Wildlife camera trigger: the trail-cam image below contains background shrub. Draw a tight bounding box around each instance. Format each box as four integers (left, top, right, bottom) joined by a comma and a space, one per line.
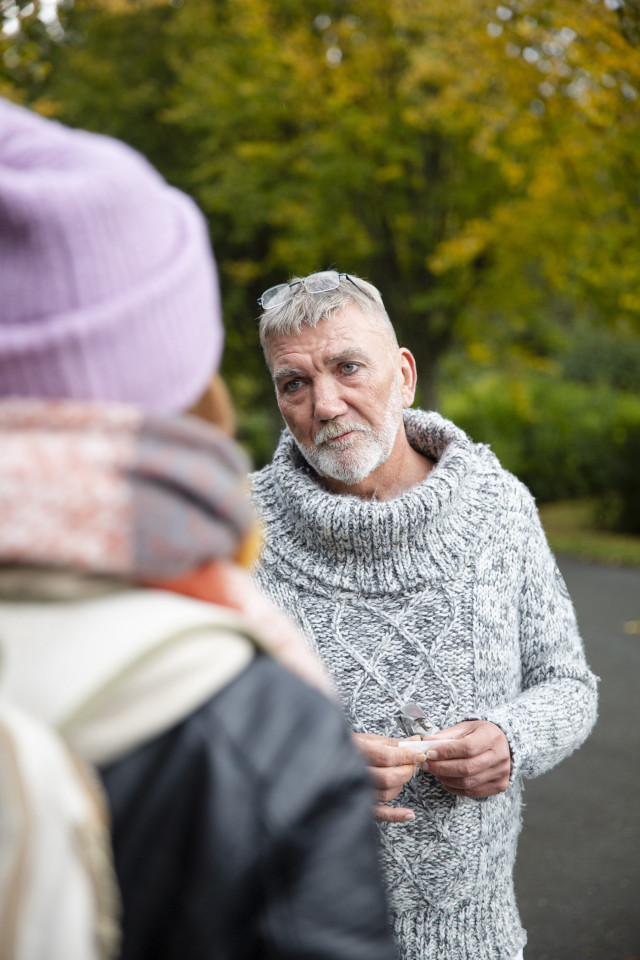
439, 372, 640, 534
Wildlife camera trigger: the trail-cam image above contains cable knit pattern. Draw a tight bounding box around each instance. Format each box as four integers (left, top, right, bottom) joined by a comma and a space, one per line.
250, 409, 598, 960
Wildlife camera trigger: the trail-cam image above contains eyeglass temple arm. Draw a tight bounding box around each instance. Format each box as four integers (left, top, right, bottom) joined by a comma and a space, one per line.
344, 275, 367, 297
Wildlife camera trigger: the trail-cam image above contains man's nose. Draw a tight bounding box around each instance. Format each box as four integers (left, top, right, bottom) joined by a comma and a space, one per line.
312, 380, 348, 421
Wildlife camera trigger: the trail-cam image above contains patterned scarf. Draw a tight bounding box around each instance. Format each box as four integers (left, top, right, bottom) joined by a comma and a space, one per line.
0, 398, 254, 578
0, 398, 332, 695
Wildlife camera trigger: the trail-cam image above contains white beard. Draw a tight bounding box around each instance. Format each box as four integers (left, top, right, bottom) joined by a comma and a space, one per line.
293, 377, 405, 485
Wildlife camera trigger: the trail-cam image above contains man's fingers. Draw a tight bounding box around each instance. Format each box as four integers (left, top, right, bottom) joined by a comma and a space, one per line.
374, 778, 415, 803
373, 804, 416, 823
436, 772, 510, 799
420, 737, 489, 763
370, 760, 420, 804
353, 731, 427, 767
435, 758, 511, 792
425, 720, 509, 755
354, 732, 404, 749
369, 762, 419, 792
416, 721, 512, 799
422, 749, 499, 780
420, 721, 511, 768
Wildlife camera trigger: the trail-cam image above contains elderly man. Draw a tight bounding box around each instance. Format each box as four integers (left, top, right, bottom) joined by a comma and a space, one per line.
250, 271, 598, 960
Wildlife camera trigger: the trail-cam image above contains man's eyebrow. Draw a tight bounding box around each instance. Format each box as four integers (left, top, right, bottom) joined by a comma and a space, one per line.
273, 367, 303, 385
326, 349, 373, 364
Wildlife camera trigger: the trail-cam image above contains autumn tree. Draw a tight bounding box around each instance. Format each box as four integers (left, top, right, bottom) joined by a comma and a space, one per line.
2, 0, 639, 434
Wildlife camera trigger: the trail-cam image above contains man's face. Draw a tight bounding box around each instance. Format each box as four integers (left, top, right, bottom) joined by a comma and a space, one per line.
267, 305, 410, 486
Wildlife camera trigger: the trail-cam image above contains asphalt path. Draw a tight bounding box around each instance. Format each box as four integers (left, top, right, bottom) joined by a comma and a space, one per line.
514, 557, 640, 960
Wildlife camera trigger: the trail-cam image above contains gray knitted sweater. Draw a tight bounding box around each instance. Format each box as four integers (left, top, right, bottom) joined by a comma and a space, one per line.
250, 409, 598, 960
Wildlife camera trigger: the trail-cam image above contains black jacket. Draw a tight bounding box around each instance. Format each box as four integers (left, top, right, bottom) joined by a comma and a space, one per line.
100, 654, 396, 960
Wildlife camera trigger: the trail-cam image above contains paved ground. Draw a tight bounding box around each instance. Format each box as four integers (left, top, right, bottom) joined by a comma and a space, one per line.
514, 557, 640, 960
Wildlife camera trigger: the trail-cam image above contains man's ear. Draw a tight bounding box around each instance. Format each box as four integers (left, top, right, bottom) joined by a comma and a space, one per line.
398, 348, 418, 408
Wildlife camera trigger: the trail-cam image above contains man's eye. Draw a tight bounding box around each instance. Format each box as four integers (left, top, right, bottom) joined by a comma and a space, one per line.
341, 363, 359, 374
283, 379, 303, 393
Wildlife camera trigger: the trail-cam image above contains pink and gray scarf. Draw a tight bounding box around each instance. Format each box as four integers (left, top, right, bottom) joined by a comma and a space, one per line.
0, 398, 253, 578
0, 398, 332, 695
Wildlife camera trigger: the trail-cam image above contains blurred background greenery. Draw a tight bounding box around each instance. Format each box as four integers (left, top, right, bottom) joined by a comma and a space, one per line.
2, 0, 639, 561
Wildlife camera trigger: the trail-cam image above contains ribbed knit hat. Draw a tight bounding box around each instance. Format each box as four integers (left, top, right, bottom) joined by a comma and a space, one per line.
0, 98, 223, 413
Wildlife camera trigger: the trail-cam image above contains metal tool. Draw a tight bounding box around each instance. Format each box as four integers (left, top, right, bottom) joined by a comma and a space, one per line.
394, 701, 438, 738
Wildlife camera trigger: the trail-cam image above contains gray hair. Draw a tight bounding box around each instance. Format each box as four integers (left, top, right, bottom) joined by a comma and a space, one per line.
258, 273, 398, 356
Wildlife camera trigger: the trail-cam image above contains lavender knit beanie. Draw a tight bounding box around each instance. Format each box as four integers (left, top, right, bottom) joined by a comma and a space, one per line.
0, 98, 223, 413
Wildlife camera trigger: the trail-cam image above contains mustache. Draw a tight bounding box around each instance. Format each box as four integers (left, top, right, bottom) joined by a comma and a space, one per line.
314, 420, 369, 447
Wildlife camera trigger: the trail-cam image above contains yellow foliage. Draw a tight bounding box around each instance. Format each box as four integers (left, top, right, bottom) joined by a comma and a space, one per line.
91, 0, 165, 10
374, 164, 405, 183
29, 97, 61, 117
429, 220, 495, 275
0, 84, 22, 103
222, 260, 264, 284
618, 292, 640, 314
5, 0, 640, 407
529, 165, 564, 200
467, 342, 494, 365
500, 159, 526, 187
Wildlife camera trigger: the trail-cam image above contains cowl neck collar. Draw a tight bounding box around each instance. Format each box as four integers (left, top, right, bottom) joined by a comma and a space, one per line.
253, 409, 503, 596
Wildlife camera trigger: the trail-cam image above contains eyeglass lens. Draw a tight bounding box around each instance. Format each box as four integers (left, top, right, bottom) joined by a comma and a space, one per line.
259, 270, 345, 310
302, 270, 341, 293
260, 284, 294, 309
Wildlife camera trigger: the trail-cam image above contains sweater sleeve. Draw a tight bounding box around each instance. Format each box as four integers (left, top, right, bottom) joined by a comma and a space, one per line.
480, 495, 599, 783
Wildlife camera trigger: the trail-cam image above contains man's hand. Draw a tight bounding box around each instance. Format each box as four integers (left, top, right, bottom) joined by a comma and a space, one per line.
352, 732, 425, 823
419, 720, 511, 799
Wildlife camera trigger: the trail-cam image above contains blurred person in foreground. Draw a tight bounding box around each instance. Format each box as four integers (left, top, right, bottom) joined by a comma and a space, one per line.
0, 102, 397, 960
250, 271, 599, 960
